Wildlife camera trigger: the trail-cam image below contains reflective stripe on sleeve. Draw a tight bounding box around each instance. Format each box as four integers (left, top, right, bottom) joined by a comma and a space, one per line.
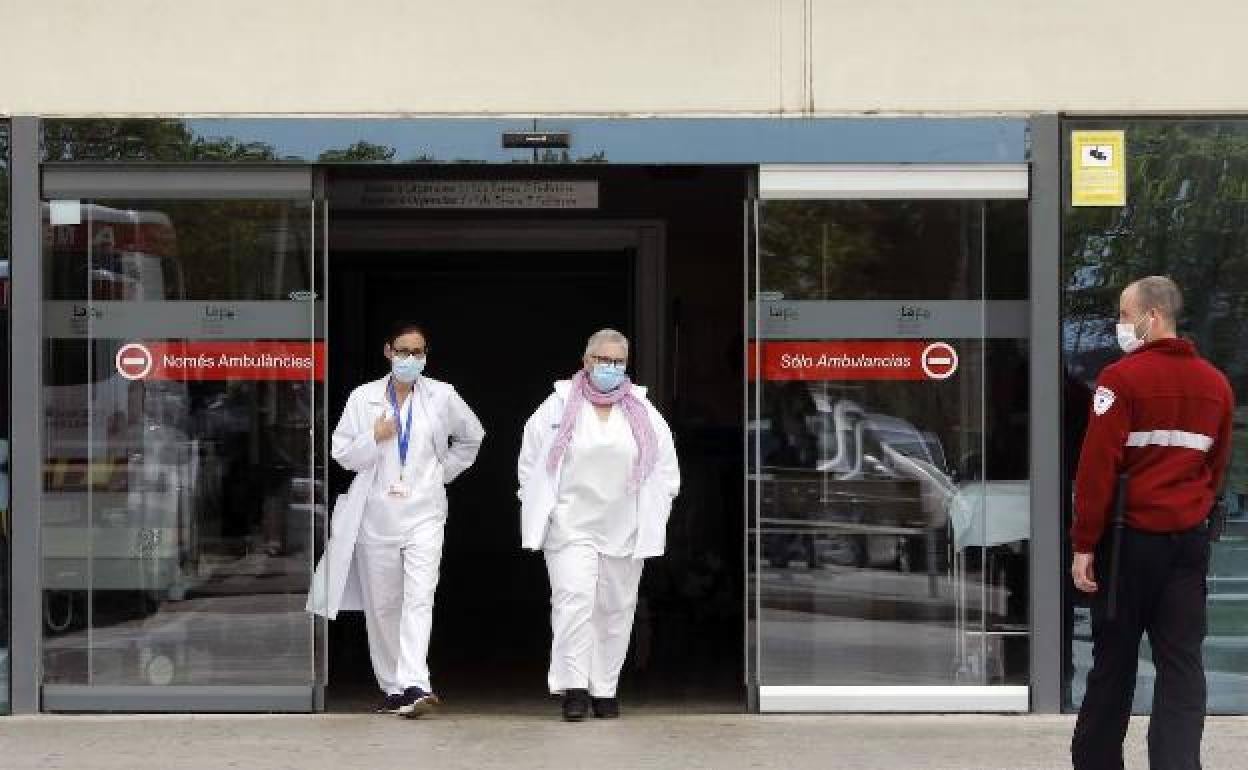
1124, 429, 1214, 452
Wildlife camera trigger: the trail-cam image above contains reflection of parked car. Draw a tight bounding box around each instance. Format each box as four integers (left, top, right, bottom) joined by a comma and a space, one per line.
755, 392, 953, 574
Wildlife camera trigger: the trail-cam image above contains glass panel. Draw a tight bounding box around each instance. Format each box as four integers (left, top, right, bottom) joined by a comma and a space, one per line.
750, 199, 1031, 691
40, 197, 323, 691
1, 122, 10, 713
1063, 120, 1248, 714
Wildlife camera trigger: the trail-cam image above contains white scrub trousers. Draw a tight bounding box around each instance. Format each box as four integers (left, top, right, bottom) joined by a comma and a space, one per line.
544, 542, 644, 697
355, 519, 443, 695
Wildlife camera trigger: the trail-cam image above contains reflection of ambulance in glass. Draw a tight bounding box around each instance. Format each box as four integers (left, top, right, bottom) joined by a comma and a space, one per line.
754, 382, 954, 572
42, 202, 198, 631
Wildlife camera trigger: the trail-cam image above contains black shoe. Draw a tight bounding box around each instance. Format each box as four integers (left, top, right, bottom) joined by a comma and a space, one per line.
591, 697, 620, 719
397, 686, 440, 719
376, 693, 405, 714
561, 689, 590, 722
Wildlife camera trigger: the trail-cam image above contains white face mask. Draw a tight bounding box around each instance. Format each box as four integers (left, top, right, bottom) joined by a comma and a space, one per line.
1116, 314, 1153, 354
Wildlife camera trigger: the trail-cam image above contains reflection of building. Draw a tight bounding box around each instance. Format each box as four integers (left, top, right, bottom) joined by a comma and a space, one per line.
2, 2, 1248, 720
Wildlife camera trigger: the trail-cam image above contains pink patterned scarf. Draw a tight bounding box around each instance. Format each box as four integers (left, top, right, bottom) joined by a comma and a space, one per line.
546, 370, 658, 490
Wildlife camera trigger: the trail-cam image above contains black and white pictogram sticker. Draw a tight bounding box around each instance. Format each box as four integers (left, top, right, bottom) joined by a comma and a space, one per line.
1082, 145, 1114, 167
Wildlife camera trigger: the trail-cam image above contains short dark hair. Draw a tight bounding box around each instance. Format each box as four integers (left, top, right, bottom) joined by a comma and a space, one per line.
386, 321, 429, 349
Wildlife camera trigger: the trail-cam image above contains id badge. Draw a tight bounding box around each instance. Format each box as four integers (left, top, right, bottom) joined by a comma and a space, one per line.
387, 482, 412, 499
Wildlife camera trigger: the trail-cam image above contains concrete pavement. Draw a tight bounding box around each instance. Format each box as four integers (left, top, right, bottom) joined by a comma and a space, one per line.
2, 712, 1247, 769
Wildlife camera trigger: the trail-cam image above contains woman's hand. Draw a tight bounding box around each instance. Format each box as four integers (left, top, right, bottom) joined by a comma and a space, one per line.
374, 415, 397, 443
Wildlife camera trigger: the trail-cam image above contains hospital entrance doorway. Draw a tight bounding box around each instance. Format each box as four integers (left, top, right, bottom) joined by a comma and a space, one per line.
325, 167, 749, 712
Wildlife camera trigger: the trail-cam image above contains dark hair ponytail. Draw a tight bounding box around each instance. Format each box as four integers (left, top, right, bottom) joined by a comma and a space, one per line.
386, 321, 430, 349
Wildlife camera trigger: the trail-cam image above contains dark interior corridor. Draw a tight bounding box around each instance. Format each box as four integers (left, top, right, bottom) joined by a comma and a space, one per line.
325, 166, 748, 713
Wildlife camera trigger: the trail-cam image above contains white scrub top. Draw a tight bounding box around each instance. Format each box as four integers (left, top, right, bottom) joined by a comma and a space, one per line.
543, 401, 639, 557
359, 390, 447, 545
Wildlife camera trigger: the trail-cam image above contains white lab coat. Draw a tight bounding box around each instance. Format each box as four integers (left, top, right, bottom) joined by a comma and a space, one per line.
517, 380, 680, 559
307, 375, 484, 619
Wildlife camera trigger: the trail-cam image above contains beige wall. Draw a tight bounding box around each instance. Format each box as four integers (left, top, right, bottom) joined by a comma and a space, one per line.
1, 0, 1244, 116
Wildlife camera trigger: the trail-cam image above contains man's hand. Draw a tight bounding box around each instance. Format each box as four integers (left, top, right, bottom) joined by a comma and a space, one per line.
1072, 552, 1099, 594
374, 415, 397, 443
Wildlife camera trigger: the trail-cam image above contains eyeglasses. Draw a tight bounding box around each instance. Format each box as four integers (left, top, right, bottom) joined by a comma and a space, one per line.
590, 354, 627, 368
391, 347, 427, 359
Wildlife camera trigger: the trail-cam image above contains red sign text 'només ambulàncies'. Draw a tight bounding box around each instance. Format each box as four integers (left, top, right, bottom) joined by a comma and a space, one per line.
116, 341, 324, 381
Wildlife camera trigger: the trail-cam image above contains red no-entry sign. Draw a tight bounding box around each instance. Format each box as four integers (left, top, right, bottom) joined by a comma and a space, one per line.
115, 342, 154, 381
920, 342, 958, 380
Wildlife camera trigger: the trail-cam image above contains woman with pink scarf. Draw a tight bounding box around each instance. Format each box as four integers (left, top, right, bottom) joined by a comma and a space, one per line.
517, 329, 680, 721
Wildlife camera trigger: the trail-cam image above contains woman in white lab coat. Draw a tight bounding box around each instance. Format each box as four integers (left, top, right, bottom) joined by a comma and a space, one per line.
307, 322, 483, 718
517, 329, 680, 721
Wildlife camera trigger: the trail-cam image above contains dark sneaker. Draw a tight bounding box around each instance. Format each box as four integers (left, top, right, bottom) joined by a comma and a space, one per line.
376, 693, 405, 714
397, 686, 440, 719
561, 688, 590, 722
591, 696, 620, 719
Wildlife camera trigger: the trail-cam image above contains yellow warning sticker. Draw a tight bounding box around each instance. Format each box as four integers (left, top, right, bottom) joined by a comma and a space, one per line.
1072, 130, 1126, 207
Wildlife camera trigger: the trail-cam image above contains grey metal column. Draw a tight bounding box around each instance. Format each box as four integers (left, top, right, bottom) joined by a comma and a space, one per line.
1028, 114, 1064, 714
9, 116, 41, 714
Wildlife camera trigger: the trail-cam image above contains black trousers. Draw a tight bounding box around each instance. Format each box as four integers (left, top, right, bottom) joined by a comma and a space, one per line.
1072, 526, 1210, 770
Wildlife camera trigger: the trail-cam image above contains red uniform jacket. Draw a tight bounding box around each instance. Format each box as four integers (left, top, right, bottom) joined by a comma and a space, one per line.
1072, 338, 1234, 553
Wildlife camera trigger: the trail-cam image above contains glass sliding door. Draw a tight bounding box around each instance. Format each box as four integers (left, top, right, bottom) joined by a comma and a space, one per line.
748, 165, 1031, 711
39, 168, 325, 711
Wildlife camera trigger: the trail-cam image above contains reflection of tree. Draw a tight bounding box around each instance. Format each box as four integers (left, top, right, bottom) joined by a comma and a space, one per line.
318, 141, 396, 163
758, 201, 983, 300
39, 121, 314, 300
154, 201, 313, 300
40, 119, 615, 166
1063, 121, 1248, 491
60, 199, 314, 302
43, 120, 278, 162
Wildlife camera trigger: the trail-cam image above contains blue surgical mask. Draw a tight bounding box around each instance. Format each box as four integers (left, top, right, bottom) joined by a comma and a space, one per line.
391, 354, 426, 383
589, 362, 627, 392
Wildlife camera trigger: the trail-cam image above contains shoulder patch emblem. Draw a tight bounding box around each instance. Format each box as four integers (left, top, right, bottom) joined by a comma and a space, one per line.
1093, 386, 1116, 416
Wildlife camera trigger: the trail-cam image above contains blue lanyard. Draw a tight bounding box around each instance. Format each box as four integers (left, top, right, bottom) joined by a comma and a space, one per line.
387, 379, 414, 475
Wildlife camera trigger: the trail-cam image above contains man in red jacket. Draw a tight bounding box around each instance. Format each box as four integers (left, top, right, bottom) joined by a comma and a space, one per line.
1071, 276, 1234, 770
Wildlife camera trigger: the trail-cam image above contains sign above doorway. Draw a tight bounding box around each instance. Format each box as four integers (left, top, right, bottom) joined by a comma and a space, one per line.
331, 179, 599, 210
